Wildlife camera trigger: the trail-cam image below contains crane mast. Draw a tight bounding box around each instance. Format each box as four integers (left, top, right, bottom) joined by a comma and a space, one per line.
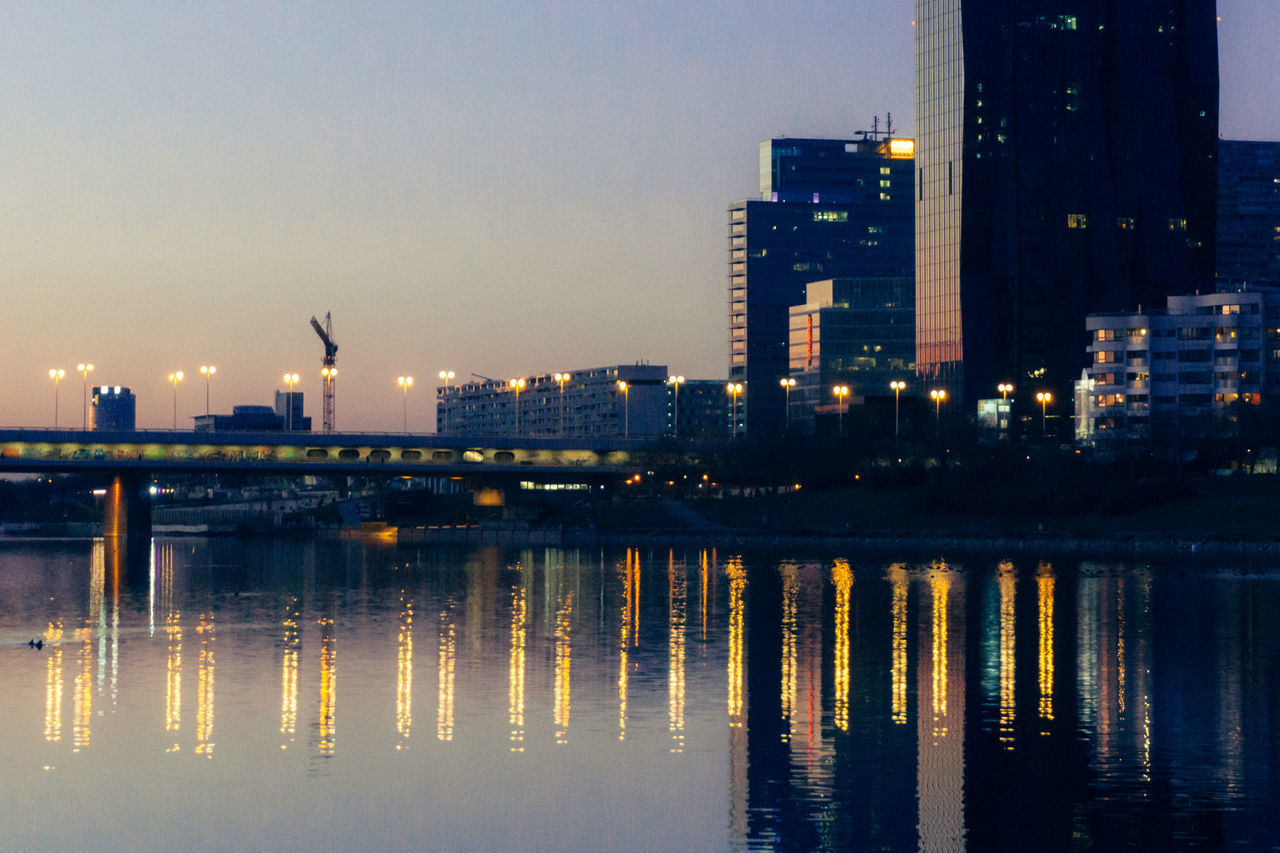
309, 312, 338, 433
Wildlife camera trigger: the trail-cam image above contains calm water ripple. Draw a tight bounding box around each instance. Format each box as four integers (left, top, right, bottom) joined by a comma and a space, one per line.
0, 537, 1277, 851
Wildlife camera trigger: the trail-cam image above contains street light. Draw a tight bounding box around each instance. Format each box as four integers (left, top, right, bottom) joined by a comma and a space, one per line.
668, 375, 684, 438
398, 376, 414, 432
554, 372, 572, 436
616, 380, 630, 437
780, 377, 796, 431
726, 382, 743, 438
49, 368, 66, 428
76, 363, 94, 429
997, 382, 1014, 400
508, 378, 526, 433
282, 373, 299, 431
199, 365, 216, 417
169, 371, 185, 430
930, 388, 947, 439
438, 370, 455, 434
890, 380, 906, 438
1036, 391, 1053, 438
833, 384, 850, 435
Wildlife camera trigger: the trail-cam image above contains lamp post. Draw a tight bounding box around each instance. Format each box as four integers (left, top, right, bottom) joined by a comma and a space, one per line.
726, 382, 743, 438
282, 373, 299, 431
890, 380, 906, 438
508, 378, 526, 434
1036, 391, 1052, 438
398, 376, 414, 433
169, 371, 185, 430
76, 363, 94, 429
668, 375, 684, 438
616, 380, 630, 437
322, 367, 337, 430
554, 372, 572, 436
199, 365, 216, 417
780, 377, 796, 431
998, 383, 1014, 400
49, 368, 66, 428
930, 389, 947, 439
438, 370, 454, 434
833, 384, 850, 435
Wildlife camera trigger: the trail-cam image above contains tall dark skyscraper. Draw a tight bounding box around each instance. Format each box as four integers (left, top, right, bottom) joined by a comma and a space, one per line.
1217, 139, 1280, 287
915, 1, 1219, 405
729, 137, 914, 435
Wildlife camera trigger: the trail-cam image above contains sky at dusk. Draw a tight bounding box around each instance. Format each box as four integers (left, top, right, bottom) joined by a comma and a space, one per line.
2, 1, 1277, 432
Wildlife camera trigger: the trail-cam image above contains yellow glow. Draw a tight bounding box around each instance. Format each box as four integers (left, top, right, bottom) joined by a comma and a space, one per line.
1037, 563, 1056, 724
318, 617, 336, 755
727, 556, 746, 726
553, 589, 574, 744
832, 560, 853, 732
931, 571, 951, 740
889, 565, 908, 725
668, 551, 686, 753
437, 605, 456, 742
280, 599, 299, 746
998, 561, 1016, 748
888, 138, 915, 158
44, 621, 64, 742
195, 612, 215, 756
398, 375, 413, 388
397, 593, 413, 744
199, 365, 215, 377
509, 577, 527, 752
780, 562, 798, 732
618, 551, 633, 740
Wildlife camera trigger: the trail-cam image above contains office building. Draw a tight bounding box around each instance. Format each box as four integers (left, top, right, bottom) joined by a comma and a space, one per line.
194, 406, 287, 433
669, 379, 732, 441
274, 391, 311, 432
438, 365, 669, 437
915, 2, 1219, 406
787, 277, 914, 428
730, 136, 914, 435
1218, 139, 1280, 287
1083, 287, 1278, 453
91, 386, 136, 431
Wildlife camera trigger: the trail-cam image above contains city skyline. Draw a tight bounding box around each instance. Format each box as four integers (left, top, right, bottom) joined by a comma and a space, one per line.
3, 3, 1278, 432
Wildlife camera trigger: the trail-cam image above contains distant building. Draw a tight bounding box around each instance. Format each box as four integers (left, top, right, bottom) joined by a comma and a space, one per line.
438, 365, 669, 437
669, 379, 731, 441
194, 405, 286, 433
1083, 287, 1279, 454
788, 277, 914, 428
91, 386, 135, 431
1218, 139, 1280, 288
273, 391, 310, 432
915, 1, 1220, 406
729, 136, 914, 435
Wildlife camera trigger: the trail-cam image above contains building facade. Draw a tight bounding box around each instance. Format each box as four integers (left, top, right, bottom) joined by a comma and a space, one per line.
1218, 139, 1280, 287
438, 365, 669, 437
1083, 287, 1279, 453
915, 1, 1219, 407
730, 136, 914, 435
91, 386, 136, 431
669, 379, 732, 441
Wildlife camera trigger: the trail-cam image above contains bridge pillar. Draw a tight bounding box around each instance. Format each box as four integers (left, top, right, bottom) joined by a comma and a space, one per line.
105, 473, 152, 583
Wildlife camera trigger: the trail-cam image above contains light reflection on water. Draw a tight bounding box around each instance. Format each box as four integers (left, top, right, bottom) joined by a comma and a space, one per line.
0, 538, 1278, 851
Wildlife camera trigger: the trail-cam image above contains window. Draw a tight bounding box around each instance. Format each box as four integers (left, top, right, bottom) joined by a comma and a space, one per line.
1094, 350, 1119, 363
1117, 217, 1136, 230
812, 210, 848, 223
1067, 213, 1089, 229
1179, 327, 1210, 340
1178, 350, 1211, 363
1168, 218, 1188, 231
1095, 328, 1118, 342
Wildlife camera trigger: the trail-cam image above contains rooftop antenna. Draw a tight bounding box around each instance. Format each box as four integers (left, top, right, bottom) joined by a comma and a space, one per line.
887, 112, 894, 136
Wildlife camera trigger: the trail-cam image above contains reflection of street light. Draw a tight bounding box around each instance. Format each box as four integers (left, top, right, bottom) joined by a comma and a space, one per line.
199, 365, 216, 417
438, 370, 455, 433
616, 380, 630, 437
833, 384, 850, 435
169, 371, 185, 430
668, 375, 684, 438
282, 373, 299, 431
997, 382, 1014, 400
890, 380, 906, 438
398, 376, 414, 432
554, 372, 572, 436
930, 388, 947, 439
508, 378, 526, 433
726, 382, 743, 438
76, 363, 94, 429
780, 377, 796, 431
49, 369, 66, 428
1036, 391, 1053, 437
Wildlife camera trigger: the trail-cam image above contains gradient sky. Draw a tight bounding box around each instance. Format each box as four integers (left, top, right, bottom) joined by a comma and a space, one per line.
2, 1, 1276, 432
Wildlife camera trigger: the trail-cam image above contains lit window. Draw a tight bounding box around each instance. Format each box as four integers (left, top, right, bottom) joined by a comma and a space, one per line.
1067, 214, 1089, 229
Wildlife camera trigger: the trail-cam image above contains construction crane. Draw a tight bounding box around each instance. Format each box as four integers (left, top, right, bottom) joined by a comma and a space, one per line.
310, 312, 338, 433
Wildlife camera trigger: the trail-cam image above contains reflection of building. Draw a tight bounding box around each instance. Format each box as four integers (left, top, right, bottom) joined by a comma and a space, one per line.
915, 2, 1219, 405
1083, 287, 1278, 452
438, 364, 668, 436
91, 386, 136, 431
788, 277, 914, 427
1217, 140, 1280, 288
729, 137, 915, 435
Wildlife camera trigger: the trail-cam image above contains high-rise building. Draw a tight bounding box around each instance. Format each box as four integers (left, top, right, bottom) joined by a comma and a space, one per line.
1218, 139, 1280, 287
91, 385, 135, 431
729, 136, 914, 435
915, 1, 1219, 406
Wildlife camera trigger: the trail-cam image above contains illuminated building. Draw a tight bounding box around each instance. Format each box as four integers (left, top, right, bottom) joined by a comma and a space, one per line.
1217, 140, 1280, 288
90, 386, 135, 431
915, 1, 1219, 406
729, 136, 915, 435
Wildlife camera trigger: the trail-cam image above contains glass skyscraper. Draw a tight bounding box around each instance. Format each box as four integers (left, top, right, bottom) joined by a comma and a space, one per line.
1217, 139, 1280, 288
730, 137, 914, 435
915, 1, 1219, 405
